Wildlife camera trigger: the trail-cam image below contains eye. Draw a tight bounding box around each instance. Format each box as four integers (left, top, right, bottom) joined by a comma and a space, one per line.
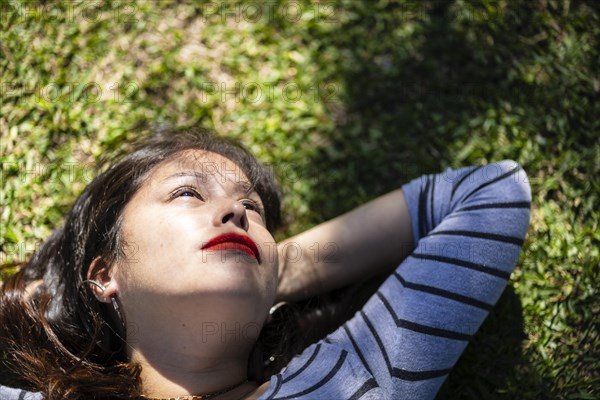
240, 199, 265, 219
240, 199, 259, 212
170, 186, 203, 200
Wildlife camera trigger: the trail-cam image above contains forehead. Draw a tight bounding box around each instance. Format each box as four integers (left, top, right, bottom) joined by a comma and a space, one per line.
148, 150, 251, 187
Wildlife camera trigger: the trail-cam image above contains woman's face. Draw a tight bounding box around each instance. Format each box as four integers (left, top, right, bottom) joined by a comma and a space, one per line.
110, 149, 278, 338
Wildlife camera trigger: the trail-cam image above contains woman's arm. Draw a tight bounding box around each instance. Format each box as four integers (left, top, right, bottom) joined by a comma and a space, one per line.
261, 160, 532, 400
276, 189, 414, 302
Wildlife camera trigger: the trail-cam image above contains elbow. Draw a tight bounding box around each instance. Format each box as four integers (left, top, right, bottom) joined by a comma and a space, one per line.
496, 159, 532, 204
495, 159, 533, 240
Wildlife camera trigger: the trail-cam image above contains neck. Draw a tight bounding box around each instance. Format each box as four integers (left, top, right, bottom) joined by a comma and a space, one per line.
139, 379, 259, 400
133, 350, 249, 398
125, 306, 260, 398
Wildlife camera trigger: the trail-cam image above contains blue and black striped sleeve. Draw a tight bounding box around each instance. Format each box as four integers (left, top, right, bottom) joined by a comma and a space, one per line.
260, 160, 532, 400
0, 385, 43, 400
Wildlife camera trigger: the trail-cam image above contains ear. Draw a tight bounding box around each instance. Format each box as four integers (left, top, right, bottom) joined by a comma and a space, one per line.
86, 256, 120, 304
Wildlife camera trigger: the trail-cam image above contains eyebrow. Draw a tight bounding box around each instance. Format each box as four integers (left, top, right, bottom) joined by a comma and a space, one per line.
162, 171, 257, 196
162, 171, 206, 182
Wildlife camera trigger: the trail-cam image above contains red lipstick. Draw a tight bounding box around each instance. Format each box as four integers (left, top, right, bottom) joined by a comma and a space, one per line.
202, 233, 261, 263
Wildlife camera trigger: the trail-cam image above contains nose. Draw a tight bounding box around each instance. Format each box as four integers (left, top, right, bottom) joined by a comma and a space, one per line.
212, 199, 249, 231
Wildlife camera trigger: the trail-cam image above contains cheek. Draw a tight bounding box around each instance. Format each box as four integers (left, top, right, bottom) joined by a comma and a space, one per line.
118, 211, 188, 281
255, 231, 279, 292
123, 205, 196, 250
251, 224, 276, 262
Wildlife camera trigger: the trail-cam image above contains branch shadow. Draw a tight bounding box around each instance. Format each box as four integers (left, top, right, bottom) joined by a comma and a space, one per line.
297, 1, 550, 397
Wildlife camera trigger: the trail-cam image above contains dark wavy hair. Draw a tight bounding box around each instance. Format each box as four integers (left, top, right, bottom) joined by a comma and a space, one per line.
0, 127, 286, 399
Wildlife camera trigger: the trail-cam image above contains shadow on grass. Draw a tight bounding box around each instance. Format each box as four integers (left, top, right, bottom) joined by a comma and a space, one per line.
436, 286, 551, 399
299, 0, 498, 219
299, 1, 554, 397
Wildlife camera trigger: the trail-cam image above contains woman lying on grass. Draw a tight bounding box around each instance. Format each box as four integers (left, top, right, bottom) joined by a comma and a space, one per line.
0, 127, 531, 400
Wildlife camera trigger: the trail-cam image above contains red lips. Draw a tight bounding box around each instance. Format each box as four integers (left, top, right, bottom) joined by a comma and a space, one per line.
202, 233, 261, 263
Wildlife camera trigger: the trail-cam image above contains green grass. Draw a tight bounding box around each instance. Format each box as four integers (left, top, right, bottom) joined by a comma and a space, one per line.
1, 1, 598, 398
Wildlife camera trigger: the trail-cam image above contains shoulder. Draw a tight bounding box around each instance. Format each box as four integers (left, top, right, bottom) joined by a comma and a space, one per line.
0, 385, 43, 400
258, 341, 385, 399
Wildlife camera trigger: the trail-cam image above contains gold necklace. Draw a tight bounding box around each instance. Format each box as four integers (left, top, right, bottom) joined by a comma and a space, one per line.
139, 379, 248, 400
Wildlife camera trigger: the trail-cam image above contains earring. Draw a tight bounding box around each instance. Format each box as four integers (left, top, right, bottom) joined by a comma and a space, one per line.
83, 279, 126, 332
81, 279, 131, 354
110, 295, 127, 335
269, 301, 288, 315
82, 279, 107, 293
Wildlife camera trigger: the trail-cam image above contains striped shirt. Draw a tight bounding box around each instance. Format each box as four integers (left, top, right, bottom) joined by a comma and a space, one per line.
258, 160, 531, 399
0, 160, 531, 400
